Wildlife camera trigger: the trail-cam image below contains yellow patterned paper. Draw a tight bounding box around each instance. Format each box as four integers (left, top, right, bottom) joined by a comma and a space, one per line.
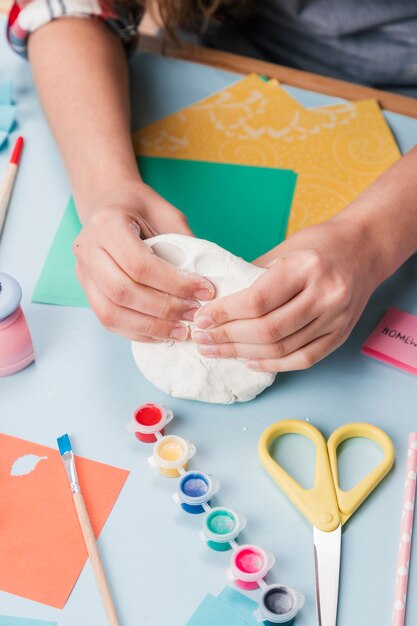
133, 75, 400, 236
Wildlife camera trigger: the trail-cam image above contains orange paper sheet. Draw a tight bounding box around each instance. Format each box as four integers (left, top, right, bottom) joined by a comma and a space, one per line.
133, 74, 400, 236
0, 434, 129, 608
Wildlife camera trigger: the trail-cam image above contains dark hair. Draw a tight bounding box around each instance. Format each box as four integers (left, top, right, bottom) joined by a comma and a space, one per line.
136, 0, 252, 33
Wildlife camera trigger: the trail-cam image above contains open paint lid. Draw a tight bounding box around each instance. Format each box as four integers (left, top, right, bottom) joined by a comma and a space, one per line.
0, 273, 22, 321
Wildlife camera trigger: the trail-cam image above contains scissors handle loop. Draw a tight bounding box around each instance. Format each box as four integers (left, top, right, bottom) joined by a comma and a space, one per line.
259, 420, 341, 532
327, 422, 394, 525
258, 420, 395, 532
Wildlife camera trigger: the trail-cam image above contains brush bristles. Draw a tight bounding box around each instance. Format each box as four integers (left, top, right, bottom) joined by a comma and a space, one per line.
57, 433, 72, 456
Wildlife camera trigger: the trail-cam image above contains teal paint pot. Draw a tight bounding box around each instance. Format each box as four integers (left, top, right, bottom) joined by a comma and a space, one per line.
200, 507, 246, 551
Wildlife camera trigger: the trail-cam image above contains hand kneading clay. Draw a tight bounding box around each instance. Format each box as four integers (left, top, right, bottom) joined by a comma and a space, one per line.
131, 234, 276, 403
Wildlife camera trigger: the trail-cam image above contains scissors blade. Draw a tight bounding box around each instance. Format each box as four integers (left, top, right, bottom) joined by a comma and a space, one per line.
313, 525, 341, 626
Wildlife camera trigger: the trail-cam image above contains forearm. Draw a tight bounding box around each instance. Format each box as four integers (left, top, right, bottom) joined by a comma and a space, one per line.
331, 145, 417, 283
260, 146, 417, 284
28, 18, 140, 222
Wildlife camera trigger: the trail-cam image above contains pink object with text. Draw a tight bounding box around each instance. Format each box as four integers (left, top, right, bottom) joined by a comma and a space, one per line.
362, 308, 417, 375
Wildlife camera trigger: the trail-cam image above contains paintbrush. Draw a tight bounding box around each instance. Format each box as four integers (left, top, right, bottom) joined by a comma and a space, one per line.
57, 434, 121, 626
0, 136, 24, 238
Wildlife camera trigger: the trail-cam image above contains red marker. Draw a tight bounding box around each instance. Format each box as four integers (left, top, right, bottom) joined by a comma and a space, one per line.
0, 136, 24, 238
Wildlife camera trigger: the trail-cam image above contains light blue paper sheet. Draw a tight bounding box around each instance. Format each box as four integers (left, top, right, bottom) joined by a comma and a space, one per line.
0, 617, 56, 626
186, 587, 299, 626
0, 104, 17, 133
218, 587, 260, 626
186, 594, 250, 626
0, 130, 8, 149
0, 80, 12, 105
0, 80, 16, 148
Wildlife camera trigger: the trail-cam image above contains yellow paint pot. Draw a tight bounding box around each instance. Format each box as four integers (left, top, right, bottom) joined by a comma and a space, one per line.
150, 435, 196, 477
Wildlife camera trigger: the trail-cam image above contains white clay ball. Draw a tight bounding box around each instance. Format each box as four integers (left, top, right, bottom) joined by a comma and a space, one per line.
132, 234, 276, 403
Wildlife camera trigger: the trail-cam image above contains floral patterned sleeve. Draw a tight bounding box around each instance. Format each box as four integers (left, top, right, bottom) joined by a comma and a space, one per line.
7, 0, 143, 57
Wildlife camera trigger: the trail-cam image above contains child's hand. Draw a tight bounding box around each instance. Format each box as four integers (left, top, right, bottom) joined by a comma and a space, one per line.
74, 183, 215, 342
192, 219, 378, 372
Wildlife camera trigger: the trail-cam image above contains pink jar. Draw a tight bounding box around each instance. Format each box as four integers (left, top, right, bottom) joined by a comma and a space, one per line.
0, 273, 35, 376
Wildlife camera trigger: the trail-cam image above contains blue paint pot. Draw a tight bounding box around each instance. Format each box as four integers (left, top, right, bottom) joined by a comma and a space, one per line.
172, 471, 220, 514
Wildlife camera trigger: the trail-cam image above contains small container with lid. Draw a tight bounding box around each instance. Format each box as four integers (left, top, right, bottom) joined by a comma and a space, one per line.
254, 584, 305, 624
172, 471, 220, 514
0, 273, 34, 376
125, 403, 173, 443
148, 435, 196, 477
227, 544, 275, 590
199, 506, 246, 551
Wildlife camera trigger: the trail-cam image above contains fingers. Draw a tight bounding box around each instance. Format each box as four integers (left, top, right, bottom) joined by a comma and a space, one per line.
196, 316, 324, 360
193, 291, 317, 346
76, 263, 190, 342
246, 332, 342, 372
83, 248, 201, 322
194, 257, 305, 329
75, 211, 214, 302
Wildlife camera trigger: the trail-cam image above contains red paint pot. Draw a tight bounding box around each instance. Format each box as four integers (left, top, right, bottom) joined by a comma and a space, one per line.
228, 544, 275, 590
125, 403, 173, 443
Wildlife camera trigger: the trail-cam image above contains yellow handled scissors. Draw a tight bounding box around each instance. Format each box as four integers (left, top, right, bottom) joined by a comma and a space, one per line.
258, 420, 394, 626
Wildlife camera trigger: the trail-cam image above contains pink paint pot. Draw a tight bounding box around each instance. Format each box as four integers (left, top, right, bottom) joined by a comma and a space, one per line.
125, 403, 173, 443
228, 544, 275, 590
0, 274, 35, 377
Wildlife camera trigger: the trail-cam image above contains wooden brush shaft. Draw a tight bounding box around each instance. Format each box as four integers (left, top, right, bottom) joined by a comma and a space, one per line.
0, 164, 17, 237
73, 492, 121, 626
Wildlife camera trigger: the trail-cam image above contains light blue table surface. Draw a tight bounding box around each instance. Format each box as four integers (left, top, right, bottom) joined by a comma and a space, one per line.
1, 19, 417, 626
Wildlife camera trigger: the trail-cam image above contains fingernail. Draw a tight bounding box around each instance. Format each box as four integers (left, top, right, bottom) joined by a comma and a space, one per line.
198, 344, 217, 356
192, 330, 212, 344
194, 314, 213, 329
194, 288, 214, 301
182, 307, 200, 321
247, 360, 262, 370
170, 325, 189, 341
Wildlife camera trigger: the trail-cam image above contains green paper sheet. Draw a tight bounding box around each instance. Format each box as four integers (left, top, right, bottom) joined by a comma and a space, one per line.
32, 156, 296, 307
